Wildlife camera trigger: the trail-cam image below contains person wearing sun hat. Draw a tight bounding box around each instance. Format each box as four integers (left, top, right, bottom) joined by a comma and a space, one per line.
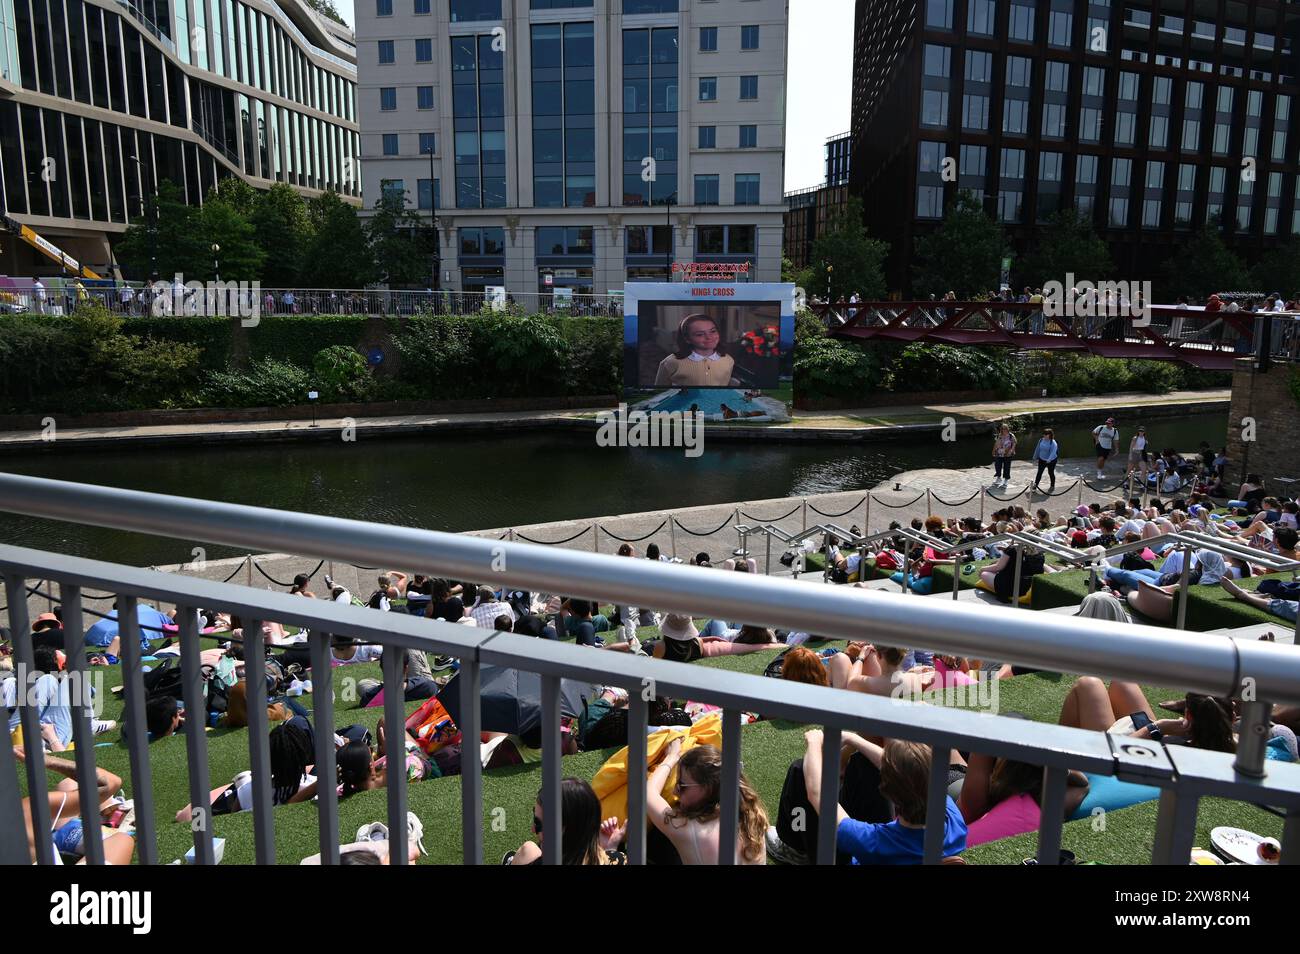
649, 614, 702, 663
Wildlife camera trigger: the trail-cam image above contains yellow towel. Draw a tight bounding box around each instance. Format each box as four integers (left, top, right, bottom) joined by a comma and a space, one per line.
590, 713, 723, 824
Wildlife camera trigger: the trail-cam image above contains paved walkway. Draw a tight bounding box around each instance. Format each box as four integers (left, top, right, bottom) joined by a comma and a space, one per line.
0, 389, 1228, 450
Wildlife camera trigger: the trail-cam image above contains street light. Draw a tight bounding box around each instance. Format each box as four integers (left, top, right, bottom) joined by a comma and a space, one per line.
212, 244, 221, 282
664, 190, 677, 282
424, 136, 439, 291
126, 154, 158, 281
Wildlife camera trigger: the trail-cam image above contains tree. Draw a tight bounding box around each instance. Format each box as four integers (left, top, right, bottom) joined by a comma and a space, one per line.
302, 191, 374, 288
1017, 209, 1114, 290
200, 194, 265, 281
1158, 226, 1248, 302
808, 197, 889, 301
305, 0, 347, 26
1249, 240, 1300, 298
211, 177, 259, 220
912, 191, 1008, 299
115, 180, 206, 281
365, 189, 436, 287
252, 184, 312, 286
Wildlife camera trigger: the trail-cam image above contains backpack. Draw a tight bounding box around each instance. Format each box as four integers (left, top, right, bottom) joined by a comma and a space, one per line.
764, 649, 791, 679
140, 655, 228, 718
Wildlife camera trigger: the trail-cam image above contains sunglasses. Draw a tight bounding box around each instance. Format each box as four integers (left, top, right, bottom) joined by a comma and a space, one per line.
532, 814, 543, 834
674, 777, 701, 792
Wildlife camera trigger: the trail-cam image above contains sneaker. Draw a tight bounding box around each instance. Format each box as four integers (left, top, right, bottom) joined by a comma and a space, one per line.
431, 654, 455, 671
407, 811, 427, 857
627, 635, 644, 656
91, 719, 117, 735
500, 850, 517, 866
765, 826, 811, 866
357, 821, 389, 843
323, 574, 336, 591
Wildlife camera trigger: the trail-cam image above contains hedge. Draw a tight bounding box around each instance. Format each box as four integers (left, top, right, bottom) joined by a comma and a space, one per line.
246, 315, 384, 367
121, 315, 237, 368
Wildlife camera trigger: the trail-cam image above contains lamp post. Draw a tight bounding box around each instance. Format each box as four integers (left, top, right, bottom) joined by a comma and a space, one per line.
827, 263, 834, 301
212, 244, 221, 282
126, 154, 158, 281
424, 137, 439, 292
664, 190, 677, 282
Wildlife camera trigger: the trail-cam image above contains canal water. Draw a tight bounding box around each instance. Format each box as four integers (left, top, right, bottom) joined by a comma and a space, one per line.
0, 411, 1227, 566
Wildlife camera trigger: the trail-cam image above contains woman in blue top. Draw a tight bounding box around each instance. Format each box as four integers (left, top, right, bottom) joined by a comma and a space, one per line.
1031, 428, 1059, 493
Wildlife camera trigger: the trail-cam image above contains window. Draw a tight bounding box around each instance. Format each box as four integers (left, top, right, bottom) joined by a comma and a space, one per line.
380, 178, 405, 201
740, 76, 758, 100
378, 40, 395, 64
1049, 11, 1072, 48
699, 27, 717, 52
416, 39, 433, 62
964, 94, 989, 131
417, 178, 439, 209
699, 77, 717, 101
735, 173, 760, 205
698, 125, 715, 148
623, 0, 677, 12
924, 44, 951, 77
739, 125, 757, 148
450, 0, 502, 21
695, 173, 719, 205
727, 225, 755, 254
417, 86, 434, 109
967, 0, 994, 35
917, 186, 943, 218
383, 133, 399, 155
922, 91, 949, 126
415, 0, 430, 13
380, 87, 397, 110
741, 25, 760, 50
626, 225, 671, 255
998, 191, 1023, 222
1008, 1, 1035, 42
925, 0, 953, 30
696, 226, 724, 253
420, 132, 436, 154
378, 0, 392, 14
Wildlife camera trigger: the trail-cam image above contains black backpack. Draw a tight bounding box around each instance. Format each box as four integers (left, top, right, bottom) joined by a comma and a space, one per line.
140, 656, 229, 718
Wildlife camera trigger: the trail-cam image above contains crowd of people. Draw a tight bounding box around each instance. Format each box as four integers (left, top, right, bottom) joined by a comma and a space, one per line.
5, 459, 1297, 865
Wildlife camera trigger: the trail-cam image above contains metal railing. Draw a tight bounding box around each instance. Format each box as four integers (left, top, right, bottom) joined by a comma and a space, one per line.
2, 473, 1299, 866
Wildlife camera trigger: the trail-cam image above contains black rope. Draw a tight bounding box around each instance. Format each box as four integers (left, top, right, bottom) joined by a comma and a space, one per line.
1036, 479, 1082, 498
252, 558, 325, 588
1080, 477, 1130, 494
929, 489, 982, 508
499, 531, 511, 540
219, 561, 247, 584
600, 520, 669, 543
807, 496, 867, 519
0, 581, 45, 614
515, 525, 595, 545
672, 514, 736, 537
351, 565, 381, 571
985, 485, 1030, 502
25, 586, 174, 633
739, 503, 802, 523
870, 490, 927, 509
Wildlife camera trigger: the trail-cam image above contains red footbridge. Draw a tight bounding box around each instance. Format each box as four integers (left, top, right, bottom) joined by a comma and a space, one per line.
822, 301, 1299, 371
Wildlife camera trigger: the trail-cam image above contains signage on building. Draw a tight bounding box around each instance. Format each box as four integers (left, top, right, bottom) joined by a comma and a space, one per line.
555, 268, 578, 279
671, 261, 751, 281
542, 272, 554, 286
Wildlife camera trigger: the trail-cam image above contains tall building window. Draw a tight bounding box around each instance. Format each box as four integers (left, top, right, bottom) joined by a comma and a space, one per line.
380, 87, 397, 110
418, 85, 434, 109
698, 125, 715, 148
1148, 75, 1171, 148
1041, 62, 1069, 139
925, 0, 953, 30
695, 173, 719, 205
699, 26, 717, 52
383, 133, 399, 156
420, 132, 436, 153
921, 44, 950, 128
741, 25, 760, 50
1075, 154, 1098, 217
531, 21, 595, 208
1003, 56, 1031, 135
959, 143, 987, 204
734, 173, 760, 205
1273, 95, 1290, 162
1113, 71, 1138, 145
998, 147, 1025, 222
1212, 86, 1233, 155
1048, 1, 1073, 48
1182, 81, 1204, 152
1207, 166, 1226, 224
967, 0, 994, 35
417, 178, 439, 210
378, 40, 395, 64
1142, 160, 1164, 228
623, 26, 678, 206
740, 75, 758, 100
699, 76, 717, 101
450, 0, 501, 21
1174, 164, 1196, 226
917, 141, 946, 218
452, 33, 507, 208
739, 124, 757, 148
1109, 157, 1131, 227
963, 50, 991, 132
1037, 151, 1063, 221
378, 0, 392, 16
1008, 0, 1035, 43
416, 38, 433, 62
381, 178, 405, 202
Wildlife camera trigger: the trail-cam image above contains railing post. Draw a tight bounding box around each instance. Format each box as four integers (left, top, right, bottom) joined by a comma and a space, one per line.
59, 584, 106, 866
816, 727, 841, 865
382, 645, 410, 865
178, 605, 215, 865
4, 573, 53, 864
1175, 544, 1192, 631
244, 618, 275, 864
922, 746, 951, 864
863, 493, 871, 535
309, 631, 339, 865
459, 648, 483, 865
1011, 545, 1025, 607
1035, 766, 1069, 864
716, 709, 742, 865
626, 692, 649, 865
1151, 788, 1200, 865
765, 531, 772, 577
591, 523, 600, 554
540, 674, 562, 865
669, 516, 678, 560
801, 498, 808, 534
1233, 699, 1272, 779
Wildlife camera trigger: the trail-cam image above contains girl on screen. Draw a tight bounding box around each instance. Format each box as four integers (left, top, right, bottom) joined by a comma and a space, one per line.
653, 314, 737, 388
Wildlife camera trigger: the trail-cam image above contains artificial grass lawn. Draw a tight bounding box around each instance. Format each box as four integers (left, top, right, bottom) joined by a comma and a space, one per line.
28, 619, 1285, 866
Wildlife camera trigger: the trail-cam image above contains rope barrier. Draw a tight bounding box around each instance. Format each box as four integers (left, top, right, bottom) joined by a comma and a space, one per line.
515, 525, 595, 546
738, 504, 802, 523
928, 489, 982, 508
1036, 479, 1082, 498
25, 586, 173, 633
985, 485, 1031, 502
219, 560, 252, 584
599, 520, 669, 543
870, 490, 928, 509
0, 581, 45, 614
1080, 477, 1130, 494
252, 558, 325, 588
672, 514, 737, 537
807, 496, 868, 519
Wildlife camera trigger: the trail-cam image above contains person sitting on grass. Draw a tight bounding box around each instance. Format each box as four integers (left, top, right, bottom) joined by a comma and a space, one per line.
289, 574, 317, 598
330, 719, 437, 799
780, 646, 830, 686
3, 644, 114, 747
1059, 677, 1235, 752
1219, 576, 1299, 624
767, 730, 966, 865
505, 777, 627, 865
175, 717, 317, 822
86, 600, 177, 666
645, 739, 767, 864
978, 544, 1058, 602
426, 578, 466, 622
827, 643, 934, 697
14, 747, 136, 864
331, 634, 385, 666
1121, 551, 1233, 622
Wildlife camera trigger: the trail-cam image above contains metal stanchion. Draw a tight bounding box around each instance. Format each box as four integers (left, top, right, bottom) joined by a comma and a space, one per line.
670, 517, 678, 560
1175, 544, 1192, 631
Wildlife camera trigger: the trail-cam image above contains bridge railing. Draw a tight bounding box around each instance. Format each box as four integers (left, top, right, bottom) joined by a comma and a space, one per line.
1, 473, 1298, 867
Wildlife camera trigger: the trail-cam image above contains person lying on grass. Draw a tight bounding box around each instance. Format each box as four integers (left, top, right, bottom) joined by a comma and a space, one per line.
769, 731, 966, 865
1058, 677, 1237, 751
826, 643, 934, 697
300, 716, 437, 800
1219, 576, 1299, 624
506, 777, 627, 865
175, 717, 317, 822
645, 738, 768, 864
14, 746, 136, 864
1115, 550, 1234, 623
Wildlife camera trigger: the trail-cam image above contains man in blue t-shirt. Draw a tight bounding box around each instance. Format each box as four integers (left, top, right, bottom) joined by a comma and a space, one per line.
85, 602, 175, 663
797, 729, 966, 865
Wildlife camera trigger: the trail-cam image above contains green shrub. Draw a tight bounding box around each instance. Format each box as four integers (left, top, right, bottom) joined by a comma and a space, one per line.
200, 358, 313, 407
886, 344, 1022, 395
794, 336, 882, 400
246, 315, 373, 366
312, 345, 372, 402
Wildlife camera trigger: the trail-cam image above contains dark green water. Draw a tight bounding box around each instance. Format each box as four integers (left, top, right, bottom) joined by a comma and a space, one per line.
0, 411, 1226, 566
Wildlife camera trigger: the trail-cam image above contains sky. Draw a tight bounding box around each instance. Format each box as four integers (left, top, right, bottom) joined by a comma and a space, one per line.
329, 0, 854, 193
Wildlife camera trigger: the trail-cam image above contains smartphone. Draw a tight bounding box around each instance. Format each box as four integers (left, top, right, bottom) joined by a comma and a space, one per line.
1130, 711, 1154, 733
